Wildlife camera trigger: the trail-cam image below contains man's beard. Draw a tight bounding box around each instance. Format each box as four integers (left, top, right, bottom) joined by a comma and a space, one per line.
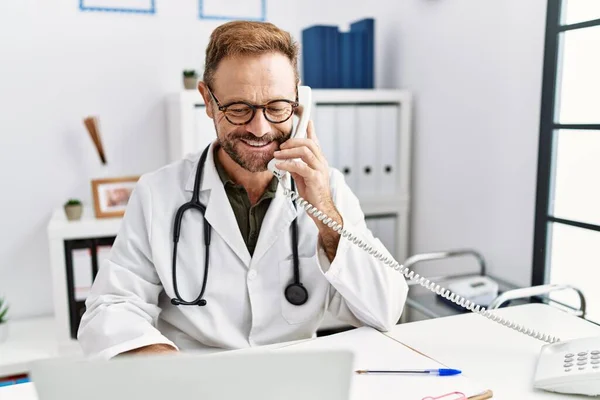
217, 127, 292, 172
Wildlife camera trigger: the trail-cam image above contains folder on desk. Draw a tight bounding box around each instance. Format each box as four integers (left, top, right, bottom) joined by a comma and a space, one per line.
278, 328, 493, 399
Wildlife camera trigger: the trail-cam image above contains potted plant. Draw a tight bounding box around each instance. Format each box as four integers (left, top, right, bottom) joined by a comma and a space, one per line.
64, 198, 83, 221
0, 297, 8, 344
183, 70, 198, 90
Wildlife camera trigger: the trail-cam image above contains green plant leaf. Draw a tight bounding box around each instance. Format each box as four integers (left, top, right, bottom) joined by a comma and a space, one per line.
0, 305, 8, 323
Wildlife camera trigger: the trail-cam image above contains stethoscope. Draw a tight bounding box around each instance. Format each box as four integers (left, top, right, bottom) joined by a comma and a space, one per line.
170, 145, 309, 308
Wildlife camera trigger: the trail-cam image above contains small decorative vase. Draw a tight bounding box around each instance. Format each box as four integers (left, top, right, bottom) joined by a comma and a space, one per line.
183, 76, 197, 90
0, 323, 8, 344
64, 204, 83, 221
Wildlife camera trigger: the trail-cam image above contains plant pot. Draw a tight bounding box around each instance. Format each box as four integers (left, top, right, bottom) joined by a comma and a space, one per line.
183, 76, 197, 90
64, 204, 83, 221
0, 323, 8, 344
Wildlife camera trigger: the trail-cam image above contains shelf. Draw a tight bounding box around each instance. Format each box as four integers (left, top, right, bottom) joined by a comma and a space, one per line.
312, 89, 412, 104
359, 195, 409, 216
47, 207, 121, 240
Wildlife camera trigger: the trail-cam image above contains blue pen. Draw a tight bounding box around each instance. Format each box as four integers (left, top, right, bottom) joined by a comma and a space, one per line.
355, 368, 462, 376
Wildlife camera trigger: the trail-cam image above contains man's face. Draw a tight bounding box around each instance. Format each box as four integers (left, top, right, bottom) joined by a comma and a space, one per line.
206, 52, 296, 172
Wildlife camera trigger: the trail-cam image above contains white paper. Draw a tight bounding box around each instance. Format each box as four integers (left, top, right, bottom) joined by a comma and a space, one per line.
201, 0, 264, 20
72, 248, 93, 301
279, 328, 489, 400
81, 0, 153, 11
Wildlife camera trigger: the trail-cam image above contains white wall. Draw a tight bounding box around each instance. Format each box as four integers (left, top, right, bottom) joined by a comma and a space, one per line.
0, 0, 547, 319
394, 0, 548, 285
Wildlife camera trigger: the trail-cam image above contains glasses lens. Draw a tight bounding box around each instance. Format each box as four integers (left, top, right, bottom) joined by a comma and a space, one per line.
265, 101, 294, 123
225, 103, 253, 124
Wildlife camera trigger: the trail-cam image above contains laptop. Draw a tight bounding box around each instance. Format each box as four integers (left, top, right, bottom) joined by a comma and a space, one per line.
29, 349, 354, 400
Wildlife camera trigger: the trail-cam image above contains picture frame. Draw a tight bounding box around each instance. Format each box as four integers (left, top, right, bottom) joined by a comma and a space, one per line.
91, 176, 140, 218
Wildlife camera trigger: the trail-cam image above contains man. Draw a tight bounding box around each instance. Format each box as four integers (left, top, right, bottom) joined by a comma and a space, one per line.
78, 20, 408, 358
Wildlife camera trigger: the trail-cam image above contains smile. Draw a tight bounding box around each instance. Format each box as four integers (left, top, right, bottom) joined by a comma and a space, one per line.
240, 139, 274, 148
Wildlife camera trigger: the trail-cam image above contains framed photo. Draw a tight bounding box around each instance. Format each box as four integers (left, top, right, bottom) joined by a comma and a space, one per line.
91, 176, 140, 218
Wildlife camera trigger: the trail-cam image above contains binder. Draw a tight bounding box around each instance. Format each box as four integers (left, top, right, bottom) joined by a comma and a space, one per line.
64, 236, 115, 339
377, 215, 397, 260
350, 18, 375, 88
339, 32, 354, 89
377, 105, 399, 195
71, 248, 94, 302
355, 105, 378, 197
334, 105, 358, 192
302, 25, 339, 88
194, 105, 216, 154
314, 105, 337, 167
365, 216, 379, 239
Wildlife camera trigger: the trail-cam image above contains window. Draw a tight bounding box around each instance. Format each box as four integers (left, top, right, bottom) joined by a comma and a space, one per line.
533, 0, 600, 323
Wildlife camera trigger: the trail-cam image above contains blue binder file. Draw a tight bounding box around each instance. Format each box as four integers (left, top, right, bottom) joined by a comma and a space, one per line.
302, 25, 339, 88
350, 18, 375, 88
302, 18, 374, 89
339, 32, 354, 89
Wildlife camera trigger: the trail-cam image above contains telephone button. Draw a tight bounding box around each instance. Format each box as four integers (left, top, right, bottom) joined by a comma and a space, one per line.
579, 367, 586, 370
564, 362, 573, 368
593, 365, 599, 369
578, 351, 588, 356
565, 368, 572, 372
591, 350, 600, 355
577, 361, 587, 366
591, 360, 600, 365
578, 356, 588, 361
565, 353, 575, 358
592, 355, 600, 360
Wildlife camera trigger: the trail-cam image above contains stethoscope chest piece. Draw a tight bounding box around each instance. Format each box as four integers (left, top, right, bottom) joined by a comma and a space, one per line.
285, 282, 308, 306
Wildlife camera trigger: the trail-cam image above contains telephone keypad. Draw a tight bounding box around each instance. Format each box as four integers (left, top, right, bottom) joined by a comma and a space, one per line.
560, 349, 600, 373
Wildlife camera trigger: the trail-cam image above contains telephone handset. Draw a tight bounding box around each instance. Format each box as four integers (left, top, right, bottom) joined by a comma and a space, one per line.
267, 85, 600, 397
267, 85, 312, 181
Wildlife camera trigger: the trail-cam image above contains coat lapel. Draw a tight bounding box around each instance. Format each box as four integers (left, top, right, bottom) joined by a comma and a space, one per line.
251, 177, 297, 264
184, 142, 251, 267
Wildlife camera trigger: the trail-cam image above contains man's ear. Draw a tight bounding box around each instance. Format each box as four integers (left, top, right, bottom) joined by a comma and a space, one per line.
198, 81, 214, 119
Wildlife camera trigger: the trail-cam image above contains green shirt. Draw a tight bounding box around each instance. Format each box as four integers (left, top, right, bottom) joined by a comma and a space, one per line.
214, 151, 279, 256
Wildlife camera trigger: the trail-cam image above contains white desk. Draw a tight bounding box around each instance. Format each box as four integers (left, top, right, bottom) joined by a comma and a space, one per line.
0, 317, 81, 378
3, 304, 600, 399
386, 303, 600, 399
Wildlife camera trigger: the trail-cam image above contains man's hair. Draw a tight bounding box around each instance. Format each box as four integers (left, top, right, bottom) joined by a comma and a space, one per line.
203, 21, 299, 88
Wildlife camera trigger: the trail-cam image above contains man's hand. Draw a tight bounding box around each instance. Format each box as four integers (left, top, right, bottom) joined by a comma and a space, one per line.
118, 343, 178, 356
274, 121, 342, 261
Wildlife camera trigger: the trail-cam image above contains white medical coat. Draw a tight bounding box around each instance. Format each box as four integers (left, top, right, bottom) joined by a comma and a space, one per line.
78, 142, 408, 359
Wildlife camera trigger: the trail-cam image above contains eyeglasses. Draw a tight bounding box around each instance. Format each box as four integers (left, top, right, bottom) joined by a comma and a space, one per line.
207, 86, 299, 126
